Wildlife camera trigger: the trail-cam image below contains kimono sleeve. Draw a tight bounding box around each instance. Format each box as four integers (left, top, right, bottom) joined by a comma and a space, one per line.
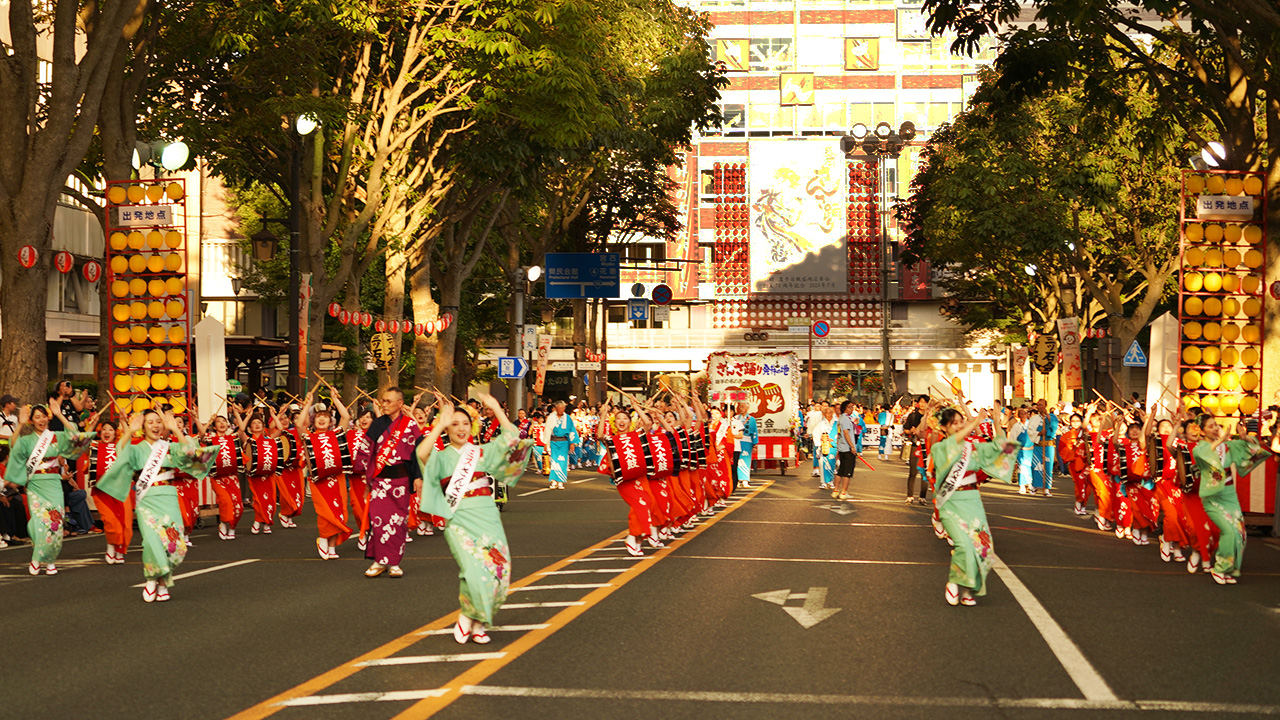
3, 433, 35, 487
480, 428, 533, 488
417, 445, 454, 519
53, 429, 94, 461
1225, 438, 1271, 478
930, 434, 965, 479
972, 438, 1017, 484
168, 438, 219, 481
94, 442, 142, 502
1192, 440, 1232, 493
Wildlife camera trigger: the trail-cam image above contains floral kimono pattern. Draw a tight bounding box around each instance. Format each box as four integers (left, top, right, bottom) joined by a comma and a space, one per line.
4, 429, 93, 565
1192, 438, 1270, 577
931, 432, 1016, 595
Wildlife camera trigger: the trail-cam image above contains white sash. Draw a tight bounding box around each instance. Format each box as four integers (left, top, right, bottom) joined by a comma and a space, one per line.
26, 430, 56, 474
444, 443, 482, 512
934, 441, 973, 508
135, 440, 171, 501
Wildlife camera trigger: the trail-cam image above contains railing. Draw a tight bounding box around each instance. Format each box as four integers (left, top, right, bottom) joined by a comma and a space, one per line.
546, 324, 969, 350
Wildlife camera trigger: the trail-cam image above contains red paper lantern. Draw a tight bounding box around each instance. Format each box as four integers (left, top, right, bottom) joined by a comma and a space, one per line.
339, 310, 350, 324
328, 302, 341, 318
426, 320, 437, 334
81, 260, 101, 283
361, 312, 372, 327
399, 320, 411, 334
415, 323, 425, 335
54, 251, 74, 273
17, 245, 37, 269
375, 320, 386, 332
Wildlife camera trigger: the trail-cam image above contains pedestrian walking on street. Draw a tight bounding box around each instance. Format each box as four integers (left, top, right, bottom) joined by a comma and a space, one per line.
832, 401, 858, 500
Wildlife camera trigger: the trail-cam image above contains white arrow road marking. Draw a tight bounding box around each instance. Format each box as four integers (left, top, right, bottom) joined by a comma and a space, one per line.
816, 503, 856, 515
751, 589, 790, 606
784, 587, 841, 629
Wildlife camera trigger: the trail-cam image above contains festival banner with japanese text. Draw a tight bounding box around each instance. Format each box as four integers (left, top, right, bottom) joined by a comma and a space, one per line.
1012, 346, 1028, 397
748, 140, 847, 294
706, 351, 800, 440
1056, 317, 1083, 391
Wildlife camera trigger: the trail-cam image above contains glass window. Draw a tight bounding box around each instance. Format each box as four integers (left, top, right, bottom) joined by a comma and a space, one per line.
927, 102, 953, 130
849, 102, 873, 128
723, 103, 746, 133
748, 102, 783, 130
822, 102, 847, 129
900, 102, 926, 131
900, 41, 927, 71
798, 36, 842, 70
872, 102, 896, 128
749, 38, 794, 73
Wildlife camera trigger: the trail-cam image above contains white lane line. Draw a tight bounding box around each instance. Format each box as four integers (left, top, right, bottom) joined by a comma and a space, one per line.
276, 689, 450, 706
538, 568, 628, 575
568, 556, 645, 563
459, 686, 1280, 714
131, 558, 259, 588
990, 554, 1118, 702
675, 555, 943, 567
723, 520, 924, 528
357, 652, 506, 667
417, 624, 548, 636
499, 601, 586, 609
518, 488, 551, 497
509, 583, 613, 592
570, 478, 593, 484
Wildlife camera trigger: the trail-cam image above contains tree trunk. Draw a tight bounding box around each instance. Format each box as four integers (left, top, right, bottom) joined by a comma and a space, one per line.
587, 297, 599, 404
433, 273, 462, 394
377, 243, 407, 392
341, 277, 362, 407
0, 207, 55, 402
409, 245, 439, 392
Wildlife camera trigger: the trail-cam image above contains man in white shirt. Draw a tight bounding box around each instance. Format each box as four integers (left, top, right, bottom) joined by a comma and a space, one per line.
805, 402, 825, 477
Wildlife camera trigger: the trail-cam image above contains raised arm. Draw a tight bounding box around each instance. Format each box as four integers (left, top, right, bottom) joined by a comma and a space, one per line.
331, 384, 352, 431
232, 407, 249, 441
479, 393, 515, 434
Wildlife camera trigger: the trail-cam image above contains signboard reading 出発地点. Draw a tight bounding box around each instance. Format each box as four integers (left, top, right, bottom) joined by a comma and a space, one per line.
112, 205, 176, 227
748, 140, 847, 294
545, 253, 621, 299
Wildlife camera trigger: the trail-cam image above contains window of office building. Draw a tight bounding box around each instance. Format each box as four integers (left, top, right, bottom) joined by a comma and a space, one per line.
749, 38, 794, 73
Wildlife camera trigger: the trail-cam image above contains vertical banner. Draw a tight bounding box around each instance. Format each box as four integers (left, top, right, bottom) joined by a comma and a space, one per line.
1057, 317, 1083, 391
193, 316, 227, 426
299, 272, 312, 383
534, 335, 552, 396
666, 149, 700, 299
1012, 346, 1028, 397
748, 139, 848, 294
1145, 311, 1179, 417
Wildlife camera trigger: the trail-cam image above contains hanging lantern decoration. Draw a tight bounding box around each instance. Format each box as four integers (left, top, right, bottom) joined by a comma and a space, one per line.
375, 320, 386, 333
18, 245, 37, 269
328, 302, 341, 318
361, 312, 372, 327
415, 323, 425, 335
81, 260, 102, 283
426, 320, 437, 334
339, 310, 350, 325
54, 251, 74, 273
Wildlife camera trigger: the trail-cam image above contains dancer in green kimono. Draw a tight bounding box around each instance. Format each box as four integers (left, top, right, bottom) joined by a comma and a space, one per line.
4, 403, 95, 576
417, 393, 532, 645
931, 406, 1017, 606
95, 409, 217, 603
1190, 416, 1270, 585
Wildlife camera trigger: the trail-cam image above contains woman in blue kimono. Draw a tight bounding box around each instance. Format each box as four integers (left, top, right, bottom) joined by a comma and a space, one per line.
543, 401, 578, 490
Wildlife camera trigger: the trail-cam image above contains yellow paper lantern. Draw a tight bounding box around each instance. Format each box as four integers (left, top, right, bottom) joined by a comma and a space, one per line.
147, 278, 167, 297
126, 185, 146, 203
129, 325, 148, 344
128, 255, 147, 273
1222, 297, 1240, 317
1200, 394, 1220, 414
1240, 396, 1259, 415
168, 326, 186, 344
169, 372, 187, 390
1184, 273, 1204, 292
1243, 297, 1262, 317
109, 232, 128, 251
1244, 225, 1263, 244
1221, 347, 1239, 366
1205, 224, 1224, 243
1242, 276, 1261, 295
146, 255, 165, 273
127, 231, 145, 250
1182, 346, 1203, 365
1223, 249, 1242, 267
1243, 176, 1263, 196
145, 184, 165, 203
129, 301, 148, 320
170, 395, 187, 413
132, 374, 151, 392
165, 277, 184, 295
1219, 394, 1240, 415
129, 349, 149, 367
112, 376, 131, 394
1186, 175, 1206, 194
148, 326, 167, 344
1183, 370, 1203, 390
1221, 274, 1240, 294
1204, 248, 1224, 266
112, 327, 132, 345
112, 304, 131, 322
1222, 323, 1240, 342
1184, 247, 1205, 266
152, 373, 169, 391
163, 253, 182, 272
1241, 371, 1259, 391
1203, 298, 1223, 317
112, 351, 131, 369
1185, 224, 1204, 242
1242, 324, 1261, 343
110, 280, 129, 298
167, 348, 186, 366
1202, 322, 1222, 341
1243, 249, 1263, 268
1224, 177, 1245, 196
165, 182, 184, 200
1201, 370, 1221, 390
132, 397, 151, 413
109, 256, 128, 274
1201, 346, 1220, 365
1184, 296, 1204, 315
146, 230, 164, 249
1206, 176, 1226, 194
1183, 395, 1201, 409
165, 299, 185, 319
1221, 370, 1240, 390
107, 186, 129, 204
1203, 273, 1223, 293
164, 231, 182, 249
128, 278, 147, 296
1224, 224, 1242, 243
148, 348, 167, 367
147, 300, 165, 319
1183, 321, 1203, 340
1242, 347, 1260, 366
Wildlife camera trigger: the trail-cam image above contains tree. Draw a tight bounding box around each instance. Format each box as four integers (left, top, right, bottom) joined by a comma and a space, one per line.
900, 67, 1185, 398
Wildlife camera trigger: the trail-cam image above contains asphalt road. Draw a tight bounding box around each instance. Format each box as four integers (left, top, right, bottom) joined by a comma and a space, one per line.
5, 456, 1280, 720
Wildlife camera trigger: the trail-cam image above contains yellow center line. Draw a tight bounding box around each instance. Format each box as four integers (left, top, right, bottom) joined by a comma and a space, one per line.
225, 480, 773, 720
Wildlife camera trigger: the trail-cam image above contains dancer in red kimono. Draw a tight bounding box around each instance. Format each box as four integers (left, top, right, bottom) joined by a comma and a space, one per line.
1151, 416, 1189, 563
1175, 418, 1218, 574
84, 419, 129, 564
297, 380, 354, 559
1083, 404, 1116, 531
234, 406, 288, 535
194, 411, 243, 540
275, 409, 305, 529
348, 406, 374, 551
597, 397, 662, 555
1114, 414, 1156, 545
1056, 412, 1092, 516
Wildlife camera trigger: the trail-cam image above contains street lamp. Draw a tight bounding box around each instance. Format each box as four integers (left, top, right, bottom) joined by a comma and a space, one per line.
510, 264, 543, 413
250, 228, 278, 262
131, 140, 191, 173
841, 120, 916, 403
287, 114, 319, 395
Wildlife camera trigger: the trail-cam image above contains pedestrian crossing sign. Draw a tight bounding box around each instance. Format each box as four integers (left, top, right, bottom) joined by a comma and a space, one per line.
1122, 340, 1147, 368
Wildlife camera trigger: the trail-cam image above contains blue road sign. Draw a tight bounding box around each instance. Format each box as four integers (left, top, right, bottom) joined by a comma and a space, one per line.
652, 283, 673, 305
628, 298, 648, 321
545, 253, 621, 299
497, 356, 529, 379
812, 320, 830, 338
1122, 341, 1148, 368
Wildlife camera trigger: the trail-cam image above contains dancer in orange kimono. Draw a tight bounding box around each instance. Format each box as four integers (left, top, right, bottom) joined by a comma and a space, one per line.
1151, 417, 1190, 564
1083, 404, 1116, 531
275, 409, 305, 529
348, 406, 374, 551
194, 411, 244, 540
297, 381, 354, 559
1056, 412, 1092, 516
597, 398, 660, 555
85, 419, 129, 564
234, 405, 288, 535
